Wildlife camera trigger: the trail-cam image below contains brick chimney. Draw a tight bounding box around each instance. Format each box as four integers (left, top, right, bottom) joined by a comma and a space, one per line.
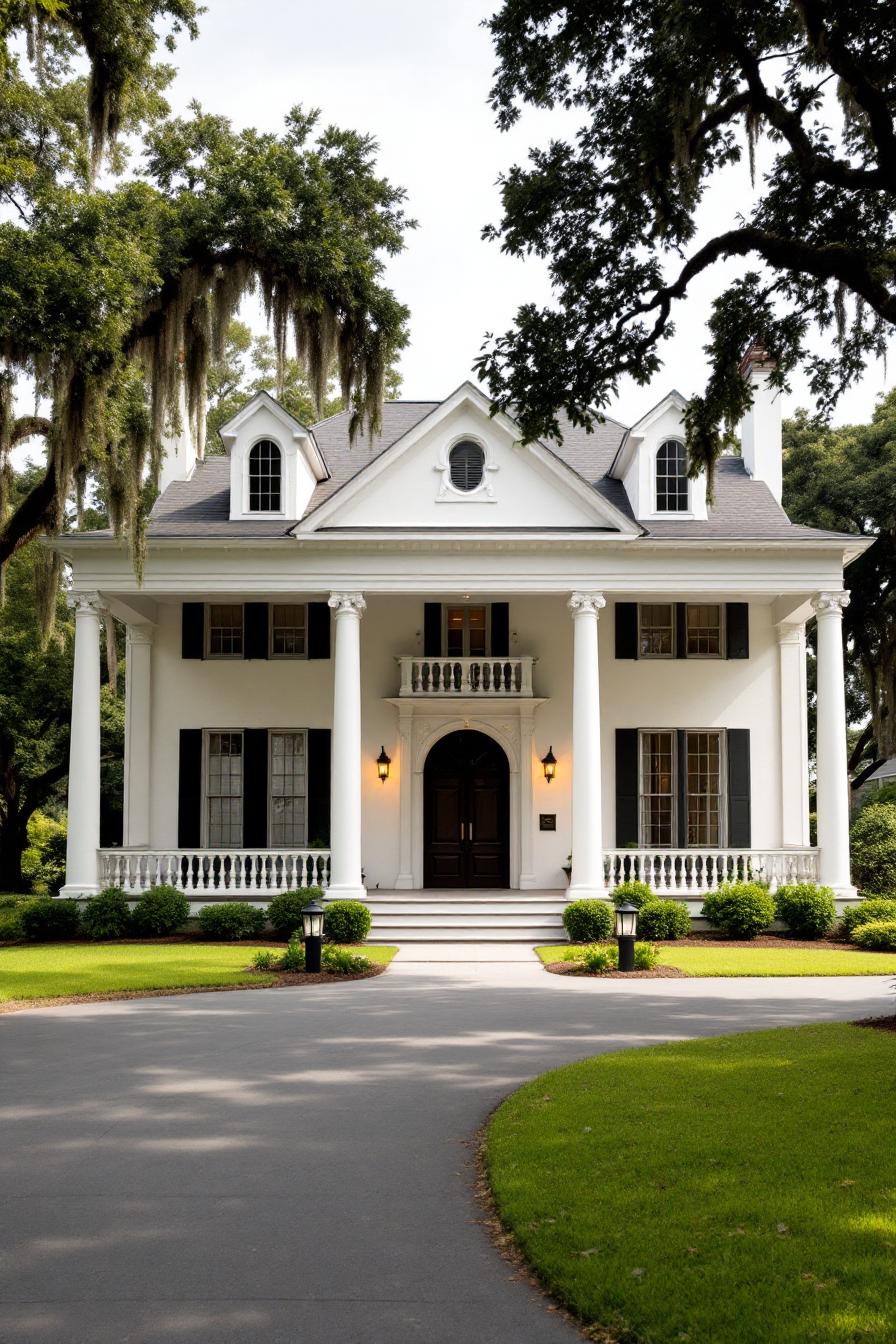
738, 342, 782, 504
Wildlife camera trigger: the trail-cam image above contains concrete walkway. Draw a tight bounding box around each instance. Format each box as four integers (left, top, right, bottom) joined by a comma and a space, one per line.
0, 957, 890, 1344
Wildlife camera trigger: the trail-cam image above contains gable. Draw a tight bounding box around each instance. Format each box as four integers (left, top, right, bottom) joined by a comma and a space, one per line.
297, 385, 637, 533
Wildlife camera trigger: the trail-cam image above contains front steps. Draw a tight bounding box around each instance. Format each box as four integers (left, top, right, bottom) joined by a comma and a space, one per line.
363, 890, 569, 942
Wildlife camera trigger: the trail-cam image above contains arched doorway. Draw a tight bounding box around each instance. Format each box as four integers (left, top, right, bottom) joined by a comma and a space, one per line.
423, 730, 510, 888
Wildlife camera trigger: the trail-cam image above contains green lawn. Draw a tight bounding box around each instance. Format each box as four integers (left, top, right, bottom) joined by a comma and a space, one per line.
487, 1022, 896, 1344
0, 942, 397, 1003
535, 943, 896, 975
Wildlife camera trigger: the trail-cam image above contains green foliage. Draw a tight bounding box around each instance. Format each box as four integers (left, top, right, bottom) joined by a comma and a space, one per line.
80, 887, 132, 940
251, 950, 278, 971
322, 945, 374, 974
840, 898, 896, 940
851, 920, 896, 952
850, 804, 896, 895
323, 899, 371, 944
0, 894, 38, 941
859, 783, 896, 810
773, 884, 837, 939
129, 884, 189, 935
573, 941, 660, 973
562, 899, 614, 942
265, 888, 317, 939
610, 881, 655, 910
21, 810, 68, 894
281, 935, 306, 972
638, 899, 692, 940
701, 883, 775, 939
19, 896, 81, 941
196, 902, 267, 940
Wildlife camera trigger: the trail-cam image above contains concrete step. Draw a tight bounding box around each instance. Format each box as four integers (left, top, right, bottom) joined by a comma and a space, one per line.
364, 901, 567, 917
369, 926, 564, 943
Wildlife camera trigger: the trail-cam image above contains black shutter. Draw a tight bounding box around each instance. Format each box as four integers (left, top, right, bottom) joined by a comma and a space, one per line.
307, 602, 331, 659
491, 602, 509, 657
182, 603, 205, 659
727, 729, 752, 846
177, 729, 203, 846
726, 603, 749, 659
676, 729, 688, 848
615, 603, 638, 659
424, 603, 442, 657
242, 729, 269, 847
675, 603, 688, 659
615, 729, 640, 846
307, 729, 331, 847
245, 603, 269, 660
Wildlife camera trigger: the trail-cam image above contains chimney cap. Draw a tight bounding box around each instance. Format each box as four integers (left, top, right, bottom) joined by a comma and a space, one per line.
739, 341, 777, 377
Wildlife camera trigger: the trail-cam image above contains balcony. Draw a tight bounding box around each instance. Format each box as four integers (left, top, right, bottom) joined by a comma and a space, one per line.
397, 655, 535, 697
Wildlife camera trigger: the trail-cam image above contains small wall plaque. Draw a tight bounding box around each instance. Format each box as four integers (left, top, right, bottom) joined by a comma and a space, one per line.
539, 813, 557, 832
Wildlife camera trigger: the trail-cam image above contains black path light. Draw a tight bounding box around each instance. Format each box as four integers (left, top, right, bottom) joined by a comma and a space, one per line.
302, 898, 325, 973
615, 901, 638, 973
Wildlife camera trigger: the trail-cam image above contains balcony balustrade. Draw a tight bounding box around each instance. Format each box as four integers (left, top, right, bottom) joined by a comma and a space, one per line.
99, 848, 330, 894
397, 655, 534, 697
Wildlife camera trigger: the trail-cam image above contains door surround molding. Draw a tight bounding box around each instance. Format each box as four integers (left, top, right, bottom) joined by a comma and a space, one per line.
385, 697, 546, 890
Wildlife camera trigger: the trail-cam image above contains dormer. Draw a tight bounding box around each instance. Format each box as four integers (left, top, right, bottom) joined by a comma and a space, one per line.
218, 392, 329, 521
608, 390, 708, 522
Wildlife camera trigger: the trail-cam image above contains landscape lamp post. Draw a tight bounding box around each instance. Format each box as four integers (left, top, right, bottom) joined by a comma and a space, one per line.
302, 898, 325, 974
615, 901, 638, 973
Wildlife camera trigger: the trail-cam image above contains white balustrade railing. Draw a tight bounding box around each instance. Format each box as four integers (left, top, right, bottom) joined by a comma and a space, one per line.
99, 849, 330, 895
603, 848, 818, 895
397, 655, 534, 696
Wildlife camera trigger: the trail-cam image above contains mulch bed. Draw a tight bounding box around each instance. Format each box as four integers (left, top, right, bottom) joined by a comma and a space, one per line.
855, 1015, 896, 1034
665, 934, 858, 951
545, 962, 689, 979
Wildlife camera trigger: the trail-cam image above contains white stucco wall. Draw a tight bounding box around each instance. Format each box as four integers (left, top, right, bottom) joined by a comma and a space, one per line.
146, 594, 784, 890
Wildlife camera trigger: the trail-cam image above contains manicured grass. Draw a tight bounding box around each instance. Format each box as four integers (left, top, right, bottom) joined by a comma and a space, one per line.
535, 943, 896, 975
0, 942, 397, 1002
487, 1022, 896, 1344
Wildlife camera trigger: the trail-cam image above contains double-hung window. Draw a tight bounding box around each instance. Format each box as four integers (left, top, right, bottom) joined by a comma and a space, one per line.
270, 604, 306, 658
686, 604, 723, 657
207, 604, 244, 658
639, 729, 726, 847
639, 604, 675, 658
206, 731, 243, 846
637, 603, 724, 659
269, 731, 307, 846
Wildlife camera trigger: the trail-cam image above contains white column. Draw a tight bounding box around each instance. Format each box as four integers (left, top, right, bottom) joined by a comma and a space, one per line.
61, 593, 104, 896
394, 701, 415, 889
568, 592, 606, 899
777, 621, 810, 847
519, 703, 537, 889
328, 592, 367, 900
812, 592, 855, 894
123, 624, 154, 848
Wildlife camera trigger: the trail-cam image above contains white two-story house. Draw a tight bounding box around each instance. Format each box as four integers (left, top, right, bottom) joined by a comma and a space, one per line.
54, 345, 869, 939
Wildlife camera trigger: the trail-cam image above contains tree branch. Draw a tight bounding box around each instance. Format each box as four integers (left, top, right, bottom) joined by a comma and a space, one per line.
10, 416, 52, 446
0, 463, 61, 565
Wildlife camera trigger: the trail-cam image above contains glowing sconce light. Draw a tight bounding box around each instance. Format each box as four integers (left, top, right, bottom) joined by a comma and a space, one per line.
376, 745, 392, 783
541, 746, 557, 784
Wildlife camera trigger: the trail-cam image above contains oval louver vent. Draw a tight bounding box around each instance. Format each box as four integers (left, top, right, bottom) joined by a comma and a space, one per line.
448, 440, 485, 492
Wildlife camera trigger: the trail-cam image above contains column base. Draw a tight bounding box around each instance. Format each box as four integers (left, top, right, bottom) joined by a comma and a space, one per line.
567, 884, 609, 902
832, 885, 859, 906
325, 884, 369, 903
59, 884, 99, 899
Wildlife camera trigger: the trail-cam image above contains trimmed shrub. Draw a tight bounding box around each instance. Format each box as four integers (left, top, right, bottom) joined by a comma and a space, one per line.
81, 887, 132, 940
773, 883, 836, 939
129, 885, 190, 936
322, 945, 374, 974
851, 919, 896, 952
701, 882, 775, 938
610, 880, 655, 910
576, 941, 660, 973
323, 899, 371, 944
638, 899, 692, 940
0, 894, 36, 942
282, 935, 306, 971
197, 902, 267, 940
252, 950, 278, 971
266, 888, 318, 939
850, 803, 896, 896
840, 898, 896, 941
562, 899, 614, 942
19, 897, 81, 941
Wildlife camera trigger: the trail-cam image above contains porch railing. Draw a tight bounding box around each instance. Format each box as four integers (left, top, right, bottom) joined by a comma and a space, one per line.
603, 848, 818, 895
99, 849, 330, 895
397, 655, 534, 696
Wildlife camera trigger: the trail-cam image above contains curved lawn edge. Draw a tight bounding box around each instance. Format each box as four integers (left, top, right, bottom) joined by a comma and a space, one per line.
535, 943, 896, 975
484, 1023, 896, 1344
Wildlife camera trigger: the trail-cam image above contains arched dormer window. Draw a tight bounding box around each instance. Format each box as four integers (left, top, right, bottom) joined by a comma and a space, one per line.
248, 439, 282, 512
655, 440, 688, 512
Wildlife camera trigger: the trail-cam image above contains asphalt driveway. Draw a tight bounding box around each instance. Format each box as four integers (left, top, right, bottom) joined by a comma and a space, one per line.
0, 957, 890, 1344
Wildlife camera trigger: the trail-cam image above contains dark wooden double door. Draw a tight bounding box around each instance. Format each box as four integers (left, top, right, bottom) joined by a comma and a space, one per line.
423, 730, 510, 888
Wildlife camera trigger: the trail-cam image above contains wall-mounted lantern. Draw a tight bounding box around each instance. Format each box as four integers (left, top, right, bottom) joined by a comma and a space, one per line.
376, 745, 392, 783
541, 746, 557, 784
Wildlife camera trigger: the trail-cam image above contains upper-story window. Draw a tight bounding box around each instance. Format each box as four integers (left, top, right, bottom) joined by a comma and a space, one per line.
448, 440, 485, 492
655, 440, 689, 512
248, 439, 282, 512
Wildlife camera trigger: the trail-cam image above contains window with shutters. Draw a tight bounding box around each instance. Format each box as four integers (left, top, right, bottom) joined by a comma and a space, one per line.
207, 604, 244, 658
655, 440, 689, 512
448, 439, 485, 492
634, 603, 724, 658
270, 603, 307, 658
639, 604, 674, 658
444, 605, 490, 657
638, 729, 726, 847
640, 731, 675, 846
248, 439, 282, 512
686, 604, 723, 657
686, 731, 723, 846
269, 731, 307, 846
205, 732, 243, 846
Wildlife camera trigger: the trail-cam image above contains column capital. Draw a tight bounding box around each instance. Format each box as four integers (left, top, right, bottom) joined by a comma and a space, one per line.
328, 591, 366, 618
66, 590, 105, 616
567, 591, 606, 617
125, 623, 155, 647
776, 621, 805, 647
812, 590, 850, 617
